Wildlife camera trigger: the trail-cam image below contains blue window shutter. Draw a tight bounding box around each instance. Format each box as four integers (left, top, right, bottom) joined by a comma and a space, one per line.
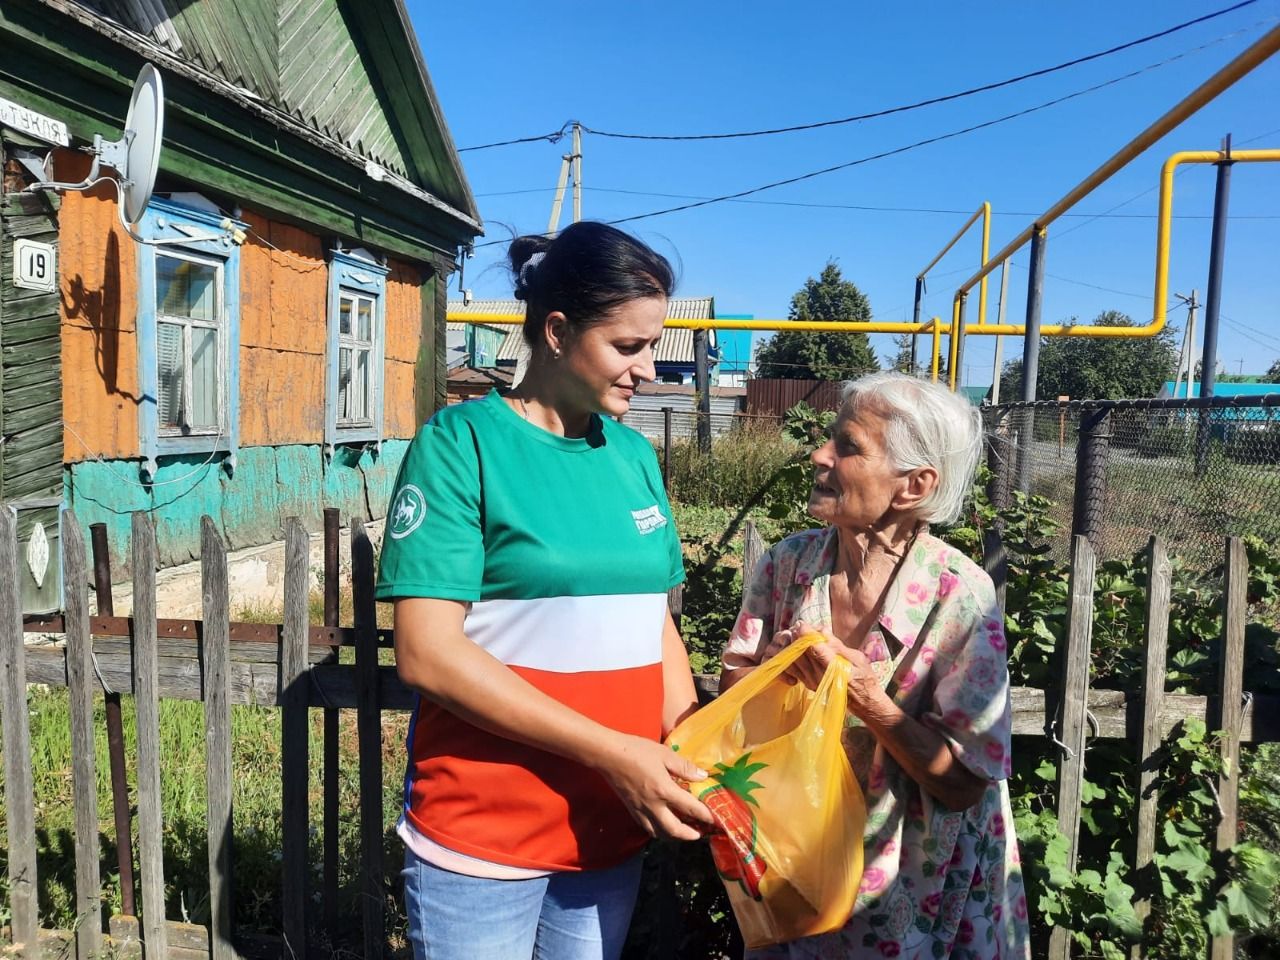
325, 250, 389, 461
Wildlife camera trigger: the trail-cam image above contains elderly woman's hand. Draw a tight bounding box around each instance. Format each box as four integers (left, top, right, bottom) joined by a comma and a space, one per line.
764, 620, 891, 719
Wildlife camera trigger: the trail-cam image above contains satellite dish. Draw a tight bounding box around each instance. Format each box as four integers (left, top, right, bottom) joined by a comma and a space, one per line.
25, 63, 233, 246
106, 63, 164, 227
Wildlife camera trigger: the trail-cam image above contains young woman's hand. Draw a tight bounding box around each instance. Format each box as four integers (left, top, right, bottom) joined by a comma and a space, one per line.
594, 734, 715, 841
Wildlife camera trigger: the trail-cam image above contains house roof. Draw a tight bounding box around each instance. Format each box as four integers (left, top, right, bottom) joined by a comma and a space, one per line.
33, 0, 480, 239
1161, 381, 1280, 398
446, 297, 717, 365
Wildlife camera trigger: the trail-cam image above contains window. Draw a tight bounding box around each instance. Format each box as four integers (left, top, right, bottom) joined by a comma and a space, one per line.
156, 250, 224, 434
325, 250, 388, 457
136, 198, 244, 480
337, 291, 376, 426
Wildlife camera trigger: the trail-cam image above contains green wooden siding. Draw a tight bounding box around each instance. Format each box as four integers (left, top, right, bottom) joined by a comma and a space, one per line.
0, 3, 472, 264
280, 0, 411, 180
1, 150, 65, 612
75, 0, 468, 207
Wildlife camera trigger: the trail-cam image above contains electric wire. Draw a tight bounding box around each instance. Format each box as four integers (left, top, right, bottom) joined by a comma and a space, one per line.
603, 31, 1253, 229
470, 23, 1266, 246
482, 184, 1279, 220
456, 0, 1258, 150
584, 1, 1260, 141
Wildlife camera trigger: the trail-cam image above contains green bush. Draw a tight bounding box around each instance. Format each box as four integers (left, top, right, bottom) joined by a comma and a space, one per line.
663, 419, 799, 510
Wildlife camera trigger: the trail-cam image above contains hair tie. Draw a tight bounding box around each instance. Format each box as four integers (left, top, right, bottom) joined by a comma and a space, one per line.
519, 251, 546, 290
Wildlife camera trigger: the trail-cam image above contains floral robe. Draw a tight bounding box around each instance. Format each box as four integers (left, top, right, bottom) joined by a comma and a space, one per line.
722, 527, 1030, 960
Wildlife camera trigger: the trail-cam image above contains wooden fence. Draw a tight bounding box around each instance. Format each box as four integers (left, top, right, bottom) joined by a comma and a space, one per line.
1, 507, 1278, 958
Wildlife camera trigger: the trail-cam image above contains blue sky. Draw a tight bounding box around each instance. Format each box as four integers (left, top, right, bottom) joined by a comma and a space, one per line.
409, 1, 1280, 388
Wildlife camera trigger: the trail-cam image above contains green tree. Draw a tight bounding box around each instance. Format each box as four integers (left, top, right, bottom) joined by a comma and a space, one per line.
886, 333, 923, 375
754, 262, 879, 380
1266, 358, 1280, 383
999, 310, 1178, 401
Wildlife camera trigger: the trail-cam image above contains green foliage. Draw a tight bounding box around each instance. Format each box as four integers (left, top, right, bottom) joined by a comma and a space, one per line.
999, 310, 1179, 401
885, 333, 923, 376
936, 482, 1280, 956
1267, 358, 1280, 383
760, 402, 837, 537
754, 262, 879, 380
663, 420, 800, 509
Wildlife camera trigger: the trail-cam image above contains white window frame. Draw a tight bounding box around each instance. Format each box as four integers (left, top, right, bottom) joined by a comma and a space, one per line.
154, 247, 227, 438
136, 198, 244, 481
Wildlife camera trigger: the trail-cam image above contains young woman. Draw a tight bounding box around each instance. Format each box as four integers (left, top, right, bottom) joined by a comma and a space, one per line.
376, 221, 714, 960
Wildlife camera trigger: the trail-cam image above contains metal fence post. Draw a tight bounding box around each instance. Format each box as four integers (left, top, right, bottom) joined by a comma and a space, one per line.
661, 406, 673, 488
985, 410, 1012, 514
1071, 407, 1112, 554
1196, 136, 1233, 477
1015, 228, 1047, 492
694, 330, 712, 455
910, 276, 924, 371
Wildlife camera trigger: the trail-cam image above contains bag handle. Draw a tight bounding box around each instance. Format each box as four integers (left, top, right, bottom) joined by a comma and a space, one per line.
668, 633, 850, 750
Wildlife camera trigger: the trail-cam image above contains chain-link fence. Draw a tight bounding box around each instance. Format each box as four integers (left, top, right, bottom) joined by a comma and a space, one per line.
985, 395, 1280, 569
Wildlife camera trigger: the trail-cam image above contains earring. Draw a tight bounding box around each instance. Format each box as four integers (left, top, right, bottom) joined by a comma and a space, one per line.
553, 348, 562, 358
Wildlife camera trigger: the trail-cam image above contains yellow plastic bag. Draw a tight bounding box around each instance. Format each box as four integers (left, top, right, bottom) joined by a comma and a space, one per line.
666, 634, 865, 948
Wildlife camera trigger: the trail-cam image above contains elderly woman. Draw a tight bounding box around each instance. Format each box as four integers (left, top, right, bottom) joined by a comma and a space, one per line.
721, 372, 1030, 959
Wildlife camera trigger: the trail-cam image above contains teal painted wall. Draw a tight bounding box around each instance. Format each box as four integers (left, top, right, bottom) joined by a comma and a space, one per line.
65, 440, 408, 574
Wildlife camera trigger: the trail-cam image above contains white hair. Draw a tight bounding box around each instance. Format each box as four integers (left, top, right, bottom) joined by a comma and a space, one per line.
839, 372, 983, 525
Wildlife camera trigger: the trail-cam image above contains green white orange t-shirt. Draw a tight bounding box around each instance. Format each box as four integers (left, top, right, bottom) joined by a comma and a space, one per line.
375, 389, 684, 874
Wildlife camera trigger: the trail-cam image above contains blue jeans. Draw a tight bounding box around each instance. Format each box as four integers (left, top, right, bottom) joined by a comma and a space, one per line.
402, 849, 644, 960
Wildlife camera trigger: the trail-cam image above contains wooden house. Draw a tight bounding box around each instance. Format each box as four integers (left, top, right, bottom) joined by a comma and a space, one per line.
0, 0, 481, 609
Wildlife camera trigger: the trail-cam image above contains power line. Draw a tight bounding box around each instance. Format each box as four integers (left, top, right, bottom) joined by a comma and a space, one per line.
480, 183, 1280, 219
455, 2, 1260, 152
602, 29, 1256, 229
459, 125, 571, 153
1052, 124, 1280, 242
584, 1, 1260, 142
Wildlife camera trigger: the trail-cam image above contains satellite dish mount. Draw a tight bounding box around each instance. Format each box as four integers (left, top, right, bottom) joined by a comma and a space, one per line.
25, 63, 236, 246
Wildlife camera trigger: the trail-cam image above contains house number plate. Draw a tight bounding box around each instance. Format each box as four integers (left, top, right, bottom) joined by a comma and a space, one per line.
13, 239, 57, 293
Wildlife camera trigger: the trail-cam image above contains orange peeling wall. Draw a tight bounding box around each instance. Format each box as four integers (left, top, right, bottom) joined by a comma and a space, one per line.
59, 150, 141, 461
58, 160, 429, 462
384, 262, 424, 438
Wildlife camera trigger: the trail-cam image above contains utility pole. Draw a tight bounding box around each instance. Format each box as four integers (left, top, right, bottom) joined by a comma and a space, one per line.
1172, 290, 1199, 398
547, 122, 583, 234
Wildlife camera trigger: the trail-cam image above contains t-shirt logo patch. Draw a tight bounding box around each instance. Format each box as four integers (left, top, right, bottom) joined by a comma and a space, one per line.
389, 484, 427, 540
631, 505, 667, 535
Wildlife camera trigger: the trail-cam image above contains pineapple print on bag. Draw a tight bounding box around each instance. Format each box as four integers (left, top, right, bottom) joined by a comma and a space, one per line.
699, 753, 770, 900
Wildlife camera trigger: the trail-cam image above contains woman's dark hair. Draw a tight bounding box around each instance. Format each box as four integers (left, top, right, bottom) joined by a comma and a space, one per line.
508, 221, 674, 350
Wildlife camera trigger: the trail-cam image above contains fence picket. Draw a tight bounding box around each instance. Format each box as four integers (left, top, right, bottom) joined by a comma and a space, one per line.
1131, 535, 1171, 956
63, 514, 103, 959
201, 517, 235, 960
131, 512, 168, 960
90, 522, 137, 919
982, 528, 1008, 615
352, 518, 384, 960
1048, 534, 1097, 960
1209, 537, 1247, 960
322, 508, 341, 944
281, 517, 310, 956
1, 507, 38, 954
742, 520, 765, 585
